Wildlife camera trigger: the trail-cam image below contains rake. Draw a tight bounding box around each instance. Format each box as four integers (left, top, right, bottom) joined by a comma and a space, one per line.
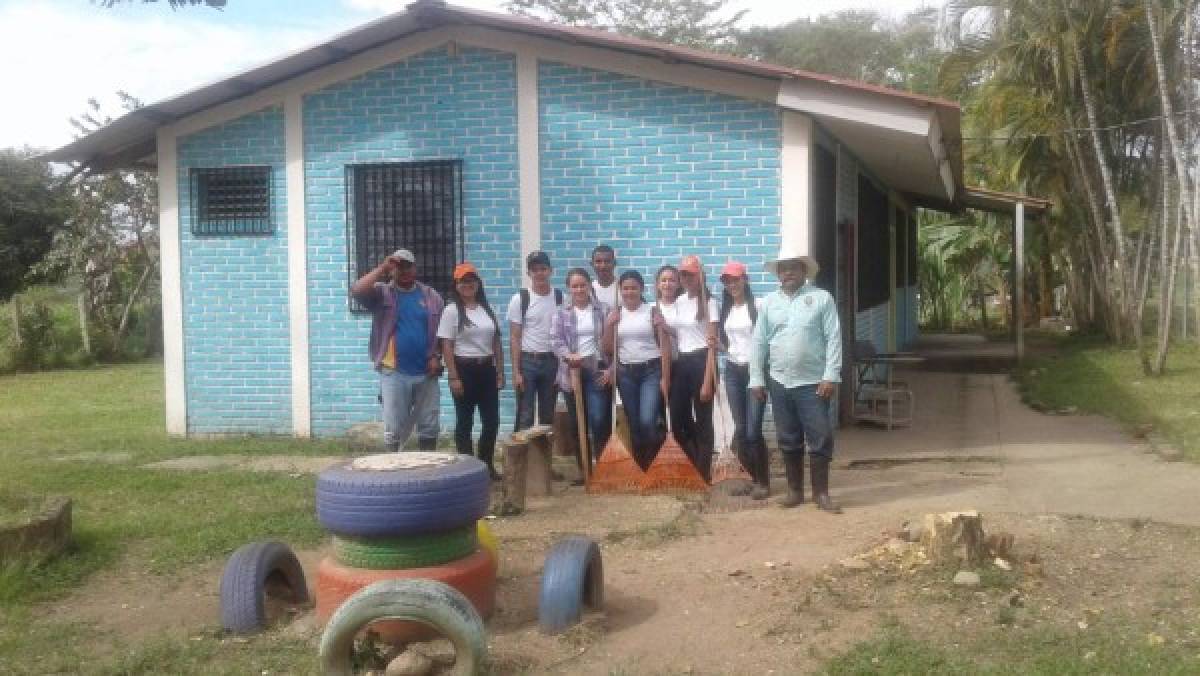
641, 347, 708, 495
707, 371, 765, 511
587, 327, 646, 494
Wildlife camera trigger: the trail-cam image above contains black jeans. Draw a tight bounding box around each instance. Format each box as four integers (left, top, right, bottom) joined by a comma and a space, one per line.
669, 348, 715, 481
453, 358, 500, 470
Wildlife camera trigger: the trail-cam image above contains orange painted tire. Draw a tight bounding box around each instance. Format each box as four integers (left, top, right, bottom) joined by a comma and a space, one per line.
315, 548, 496, 643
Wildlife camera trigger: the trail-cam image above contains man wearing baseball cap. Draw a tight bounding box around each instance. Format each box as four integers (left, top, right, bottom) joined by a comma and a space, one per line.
351, 249, 445, 451
748, 246, 843, 512
506, 250, 563, 431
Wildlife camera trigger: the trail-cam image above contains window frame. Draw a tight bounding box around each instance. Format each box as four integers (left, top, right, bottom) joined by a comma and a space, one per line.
189, 166, 274, 236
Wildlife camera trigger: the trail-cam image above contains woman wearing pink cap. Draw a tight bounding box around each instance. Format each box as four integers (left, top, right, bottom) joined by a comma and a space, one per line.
656, 256, 719, 481
438, 262, 505, 480
718, 261, 769, 499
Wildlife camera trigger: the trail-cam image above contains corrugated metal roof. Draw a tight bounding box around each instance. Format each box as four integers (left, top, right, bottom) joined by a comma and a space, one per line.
45, 0, 961, 175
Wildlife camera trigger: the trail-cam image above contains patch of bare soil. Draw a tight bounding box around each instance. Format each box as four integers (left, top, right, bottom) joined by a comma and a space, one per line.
37, 496, 1200, 675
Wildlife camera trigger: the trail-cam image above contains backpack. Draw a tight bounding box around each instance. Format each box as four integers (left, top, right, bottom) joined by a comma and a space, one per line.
519, 288, 563, 324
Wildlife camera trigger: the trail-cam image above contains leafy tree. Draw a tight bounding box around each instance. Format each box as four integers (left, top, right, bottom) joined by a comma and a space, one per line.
506, 0, 746, 48
737, 9, 944, 95
0, 149, 70, 302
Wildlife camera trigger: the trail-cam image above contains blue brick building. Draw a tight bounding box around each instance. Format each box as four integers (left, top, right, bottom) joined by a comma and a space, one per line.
51, 1, 1024, 438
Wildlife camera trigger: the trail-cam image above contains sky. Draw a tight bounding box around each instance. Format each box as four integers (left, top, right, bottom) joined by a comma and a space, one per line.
0, 0, 935, 152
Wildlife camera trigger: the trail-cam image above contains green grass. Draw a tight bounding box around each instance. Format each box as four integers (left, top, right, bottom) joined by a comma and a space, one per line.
825, 620, 1200, 675
0, 361, 351, 606
1015, 336, 1200, 462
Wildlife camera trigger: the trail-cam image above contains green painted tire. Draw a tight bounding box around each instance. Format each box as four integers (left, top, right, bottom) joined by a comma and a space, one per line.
331, 526, 478, 570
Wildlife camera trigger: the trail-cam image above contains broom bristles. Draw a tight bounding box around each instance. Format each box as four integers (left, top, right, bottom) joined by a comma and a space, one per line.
587, 435, 645, 494
641, 434, 708, 494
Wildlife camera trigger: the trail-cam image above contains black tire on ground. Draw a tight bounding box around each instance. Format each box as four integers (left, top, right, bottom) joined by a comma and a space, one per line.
538, 535, 604, 635
218, 540, 309, 635
319, 578, 487, 676
316, 453, 490, 538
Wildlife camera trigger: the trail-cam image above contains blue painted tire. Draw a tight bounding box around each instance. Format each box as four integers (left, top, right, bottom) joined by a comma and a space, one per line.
219, 540, 309, 635
538, 535, 604, 635
320, 579, 487, 676
316, 454, 491, 538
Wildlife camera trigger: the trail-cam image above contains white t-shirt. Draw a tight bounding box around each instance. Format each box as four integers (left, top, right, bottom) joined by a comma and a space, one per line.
574, 306, 599, 357
722, 299, 763, 365
659, 294, 718, 354
506, 289, 559, 353
592, 279, 618, 310
436, 303, 497, 358
616, 303, 660, 364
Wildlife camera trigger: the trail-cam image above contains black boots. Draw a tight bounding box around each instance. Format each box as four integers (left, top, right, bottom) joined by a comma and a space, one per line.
810, 456, 842, 514
777, 454, 805, 508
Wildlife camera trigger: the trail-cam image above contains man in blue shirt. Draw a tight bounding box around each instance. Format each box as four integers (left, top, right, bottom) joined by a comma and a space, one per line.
749, 248, 843, 512
351, 249, 445, 452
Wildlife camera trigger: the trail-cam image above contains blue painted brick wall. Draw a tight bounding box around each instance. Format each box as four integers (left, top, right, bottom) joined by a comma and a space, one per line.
303, 46, 521, 435
538, 61, 783, 290
177, 106, 292, 434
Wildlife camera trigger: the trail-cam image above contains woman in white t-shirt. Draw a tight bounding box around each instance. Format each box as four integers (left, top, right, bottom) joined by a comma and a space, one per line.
438, 262, 505, 480
718, 260, 768, 500
552, 268, 613, 465
656, 256, 719, 482
602, 270, 673, 470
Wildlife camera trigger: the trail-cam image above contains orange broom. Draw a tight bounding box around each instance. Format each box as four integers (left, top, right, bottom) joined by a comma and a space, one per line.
641, 329, 708, 495
707, 370, 765, 511
587, 325, 646, 494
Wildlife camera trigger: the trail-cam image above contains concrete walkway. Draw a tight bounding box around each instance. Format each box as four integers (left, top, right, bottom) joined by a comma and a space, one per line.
837, 364, 1200, 528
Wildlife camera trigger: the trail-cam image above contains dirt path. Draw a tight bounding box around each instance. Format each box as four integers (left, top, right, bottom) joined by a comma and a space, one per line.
39, 366, 1200, 674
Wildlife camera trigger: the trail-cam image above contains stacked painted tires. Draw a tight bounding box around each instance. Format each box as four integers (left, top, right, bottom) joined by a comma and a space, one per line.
314, 452, 495, 642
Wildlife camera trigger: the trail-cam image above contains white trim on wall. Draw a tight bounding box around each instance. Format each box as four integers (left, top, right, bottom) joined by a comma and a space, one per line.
284, 93, 312, 437
166, 26, 782, 143
156, 129, 187, 436
516, 48, 541, 277
781, 111, 813, 255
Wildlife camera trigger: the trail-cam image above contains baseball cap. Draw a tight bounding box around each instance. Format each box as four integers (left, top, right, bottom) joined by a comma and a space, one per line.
390, 249, 416, 264
453, 262, 479, 281
526, 250, 552, 269
679, 254, 703, 274
719, 260, 747, 280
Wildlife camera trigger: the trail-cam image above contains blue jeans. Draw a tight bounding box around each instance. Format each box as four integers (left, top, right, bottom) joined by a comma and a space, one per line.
380, 369, 441, 450
725, 361, 768, 485
616, 358, 665, 470
563, 361, 613, 460
766, 378, 834, 460
516, 352, 559, 431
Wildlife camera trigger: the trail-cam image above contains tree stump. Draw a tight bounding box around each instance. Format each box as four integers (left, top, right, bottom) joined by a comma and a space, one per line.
515, 425, 554, 497
920, 510, 987, 567
498, 438, 528, 516
0, 495, 72, 565
552, 403, 577, 458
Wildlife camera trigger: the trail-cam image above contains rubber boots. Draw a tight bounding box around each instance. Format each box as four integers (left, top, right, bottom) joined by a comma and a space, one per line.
777, 453, 805, 508
810, 456, 842, 514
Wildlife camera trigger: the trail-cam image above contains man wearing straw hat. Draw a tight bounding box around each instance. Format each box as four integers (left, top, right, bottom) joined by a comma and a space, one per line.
748, 246, 843, 512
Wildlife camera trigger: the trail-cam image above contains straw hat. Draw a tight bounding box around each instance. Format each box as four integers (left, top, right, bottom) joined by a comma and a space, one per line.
765, 245, 819, 279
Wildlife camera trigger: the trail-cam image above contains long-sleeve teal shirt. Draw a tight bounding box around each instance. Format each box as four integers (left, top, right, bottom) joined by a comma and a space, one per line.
748, 283, 842, 389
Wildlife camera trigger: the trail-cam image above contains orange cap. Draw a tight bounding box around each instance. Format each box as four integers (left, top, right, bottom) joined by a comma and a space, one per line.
679, 255, 703, 274
453, 262, 479, 281
720, 260, 747, 279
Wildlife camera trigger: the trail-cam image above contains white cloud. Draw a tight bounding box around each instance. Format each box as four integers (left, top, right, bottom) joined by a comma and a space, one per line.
0, 3, 325, 151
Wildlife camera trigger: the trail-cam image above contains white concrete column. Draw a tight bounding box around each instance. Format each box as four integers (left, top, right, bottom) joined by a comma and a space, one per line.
156, 128, 187, 436
516, 49, 541, 279
285, 94, 312, 437
1016, 201, 1026, 361
781, 111, 813, 255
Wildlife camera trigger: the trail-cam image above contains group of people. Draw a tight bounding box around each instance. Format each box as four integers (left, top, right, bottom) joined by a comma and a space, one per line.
352, 240, 844, 513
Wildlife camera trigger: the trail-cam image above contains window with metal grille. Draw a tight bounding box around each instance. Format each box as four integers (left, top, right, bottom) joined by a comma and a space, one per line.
346, 160, 464, 311
190, 166, 273, 235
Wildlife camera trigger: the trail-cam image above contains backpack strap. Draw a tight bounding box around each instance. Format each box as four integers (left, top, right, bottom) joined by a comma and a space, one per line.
520, 288, 564, 324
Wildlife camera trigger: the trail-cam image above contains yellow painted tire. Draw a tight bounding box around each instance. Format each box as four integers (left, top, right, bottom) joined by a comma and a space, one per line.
477, 521, 498, 562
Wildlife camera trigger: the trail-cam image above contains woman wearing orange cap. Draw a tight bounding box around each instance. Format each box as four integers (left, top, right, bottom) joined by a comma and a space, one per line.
437, 262, 505, 479
718, 261, 769, 499
657, 256, 719, 482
